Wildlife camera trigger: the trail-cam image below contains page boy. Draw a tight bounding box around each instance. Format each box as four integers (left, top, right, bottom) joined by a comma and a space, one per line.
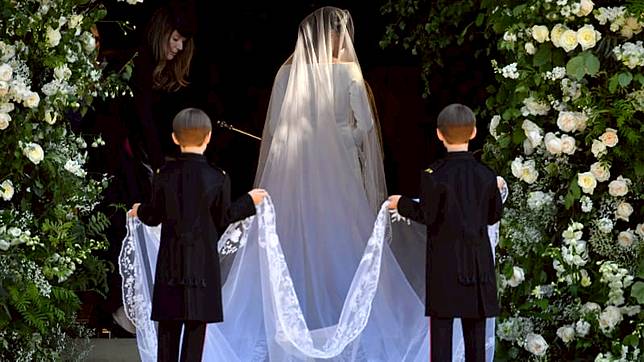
129, 108, 267, 361
388, 103, 503, 362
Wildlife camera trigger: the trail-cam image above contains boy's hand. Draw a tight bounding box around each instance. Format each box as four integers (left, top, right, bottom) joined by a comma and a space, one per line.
387, 195, 401, 209
128, 203, 140, 218
249, 189, 269, 205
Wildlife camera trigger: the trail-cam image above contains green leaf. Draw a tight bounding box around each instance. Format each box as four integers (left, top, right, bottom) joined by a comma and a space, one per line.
631, 281, 644, 304
618, 71, 633, 87
634, 73, 644, 86
533, 46, 551, 67
609, 75, 620, 93
583, 53, 600, 75
624, 334, 639, 347
566, 55, 586, 80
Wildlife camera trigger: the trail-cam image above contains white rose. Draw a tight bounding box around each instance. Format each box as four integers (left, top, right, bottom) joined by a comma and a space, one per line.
511, 157, 524, 179
1, 179, 14, 201
583, 302, 601, 314
551, 24, 568, 48
523, 139, 535, 155
508, 266, 525, 287
0, 239, 8, 251
575, 320, 591, 336
561, 29, 579, 52
46, 27, 62, 48
615, 202, 634, 222
0, 63, 12, 82
69, 14, 83, 29
0, 112, 9, 130
82, 32, 96, 53
599, 306, 623, 333
636, 223, 644, 238
0, 102, 13, 113
522, 119, 543, 147
525, 42, 537, 55
0, 80, 8, 96
561, 134, 577, 155
591, 140, 607, 158
577, 0, 594, 16
489, 115, 501, 140
556, 325, 575, 343
544, 132, 563, 155
577, 172, 597, 194
532, 25, 550, 43
577, 25, 600, 50
23, 91, 40, 108
54, 65, 71, 81
621, 26, 634, 39
522, 160, 539, 184
608, 176, 630, 197
22, 142, 44, 165
525, 333, 549, 356
617, 230, 636, 248
44, 110, 57, 125
599, 128, 618, 147
590, 162, 610, 182
557, 111, 578, 132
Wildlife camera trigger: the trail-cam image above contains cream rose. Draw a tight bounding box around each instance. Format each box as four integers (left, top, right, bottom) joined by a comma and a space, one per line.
23, 142, 44, 165
577, 0, 594, 16
508, 266, 525, 287
560, 29, 579, 52
532, 25, 550, 43
551, 24, 568, 48
591, 140, 607, 158
0, 102, 14, 113
0, 63, 12, 82
617, 231, 636, 248
489, 115, 501, 140
557, 325, 575, 343
525, 333, 549, 356
599, 128, 618, 147
636, 223, 644, 238
590, 162, 610, 182
522, 119, 543, 147
23, 91, 40, 108
575, 320, 591, 336
522, 160, 539, 184
54, 65, 71, 81
577, 172, 597, 194
544, 132, 562, 155
44, 110, 57, 125
525, 42, 537, 55
608, 176, 630, 197
599, 306, 623, 334
577, 24, 600, 50
561, 134, 577, 155
0, 112, 9, 130
523, 139, 535, 156
1, 179, 14, 201
46, 26, 61, 48
0, 80, 8, 97
616, 202, 634, 222
557, 111, 578, 132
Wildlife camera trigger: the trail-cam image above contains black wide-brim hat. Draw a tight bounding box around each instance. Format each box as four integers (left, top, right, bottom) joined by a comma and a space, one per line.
169, 0, 197, 38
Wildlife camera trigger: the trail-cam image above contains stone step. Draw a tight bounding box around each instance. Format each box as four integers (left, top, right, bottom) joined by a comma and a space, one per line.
85, 338, 140, 362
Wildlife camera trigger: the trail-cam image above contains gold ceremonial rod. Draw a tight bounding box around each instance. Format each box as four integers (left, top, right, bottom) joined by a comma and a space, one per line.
215, 120, 262, 141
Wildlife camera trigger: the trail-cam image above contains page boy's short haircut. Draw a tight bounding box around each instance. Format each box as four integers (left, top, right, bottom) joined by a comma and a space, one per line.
436, 103, 476, 144
172, 108, 212, 146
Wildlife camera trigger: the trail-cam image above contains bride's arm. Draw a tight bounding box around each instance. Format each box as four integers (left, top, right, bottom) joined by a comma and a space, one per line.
349, 79, 374, 145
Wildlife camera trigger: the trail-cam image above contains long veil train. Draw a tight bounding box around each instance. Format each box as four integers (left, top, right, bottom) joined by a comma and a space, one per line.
119, 7, 505, 361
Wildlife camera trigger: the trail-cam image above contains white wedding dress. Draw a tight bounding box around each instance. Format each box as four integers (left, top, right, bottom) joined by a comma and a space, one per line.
119, 7, 503, 361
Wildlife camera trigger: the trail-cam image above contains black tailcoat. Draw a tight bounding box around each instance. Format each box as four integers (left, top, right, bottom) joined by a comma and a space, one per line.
398, 151, 503, 318
138, 153, 255, 322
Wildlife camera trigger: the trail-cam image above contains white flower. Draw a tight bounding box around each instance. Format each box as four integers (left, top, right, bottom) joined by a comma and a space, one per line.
580, 269, 592, 286
64, 159, 86, 178
0, 80, 8, 96
489, 115, 501, 140
54, 65, 72, 81
500, 63, 520, 79
581, 196, 593, 213
532, 25, 550, 43
577, 25, 601, 50
615, 202, 634, 222
608, 176, 630, 197
525, 42, 537, 55
544, 132, 562, 155
503, 31, 517, 42
577, 0, 594, 16
599, 128, 618, 147
557, 111, 582, 132
597, 218, 614, 234
591, 140, 607, 158
551, 24, 568, 48
0, 102, 13, 113
23, 91, 40, 108
522, 119, 543, 148
561, 29, 579, 52
545, 66, 567, 80
599, 306, 623, 334
46, 27, 62, 48
590, 162, 610, 182
1, 179, 14, 201
617, 230, 636, 248
0, 112, 10, 130
557, 325, 575, 343
636, 223, 644, 238
525, 333, 549, 356
0, 63, 12, 82
578, 172, 597, 194
527, 191, 553, 210
508, 266, 525, 287
82, 32, 96, 53
575, 320, 591, 336
621, 305, 641, 316
583, 302, 601, 314
69, 14, 83, 29
521, 96, 551, 116
22, 142, 44, 165
0, 239, 9, 251
44, 110, 57, 125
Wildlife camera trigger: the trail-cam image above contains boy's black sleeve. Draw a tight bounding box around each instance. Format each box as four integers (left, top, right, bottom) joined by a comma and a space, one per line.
398, 172, 438, 225
211, 174, 256, 232
137, 174, 164, 226
398, 197, 424, 224
487, 178, 503, 225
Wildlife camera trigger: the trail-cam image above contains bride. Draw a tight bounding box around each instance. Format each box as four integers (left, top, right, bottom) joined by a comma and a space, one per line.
121, 6, 500, 361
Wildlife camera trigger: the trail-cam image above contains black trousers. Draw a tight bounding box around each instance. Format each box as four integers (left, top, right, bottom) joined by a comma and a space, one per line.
430, 317, 486, 362
157, 320, 207, 362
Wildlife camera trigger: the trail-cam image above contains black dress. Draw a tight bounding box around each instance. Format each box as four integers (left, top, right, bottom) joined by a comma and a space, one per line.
137, 153, 256, 322
397, 151, 503, 318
